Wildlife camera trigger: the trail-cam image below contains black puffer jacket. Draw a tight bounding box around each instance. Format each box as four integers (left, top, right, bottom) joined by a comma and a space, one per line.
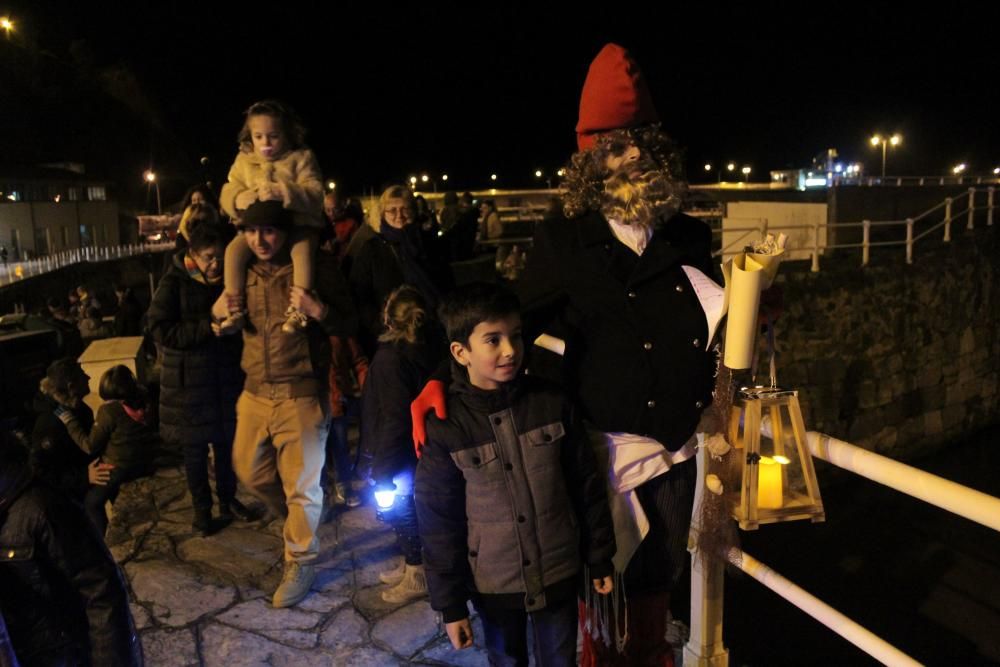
0, 459, 142, 666
415, 368, 615, 622
359, 337, 444, 484
30, 392, 95, 501
146, 251, 243, 445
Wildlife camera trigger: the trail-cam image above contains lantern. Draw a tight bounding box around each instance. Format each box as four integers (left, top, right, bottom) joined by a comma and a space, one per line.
726, 386, 825, 530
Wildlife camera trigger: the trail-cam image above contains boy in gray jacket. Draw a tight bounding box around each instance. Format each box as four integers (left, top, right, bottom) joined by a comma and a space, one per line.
414, 283, 615, 666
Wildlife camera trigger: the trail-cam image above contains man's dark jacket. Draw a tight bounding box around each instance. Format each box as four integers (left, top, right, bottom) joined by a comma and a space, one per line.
0, 461, 141, 666
517, 209, 718, 451
146, 250, 244, 446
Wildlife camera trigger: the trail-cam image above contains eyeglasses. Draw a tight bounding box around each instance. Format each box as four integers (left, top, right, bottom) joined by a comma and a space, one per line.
194, 253, 221, 265
384, 206, 412, 219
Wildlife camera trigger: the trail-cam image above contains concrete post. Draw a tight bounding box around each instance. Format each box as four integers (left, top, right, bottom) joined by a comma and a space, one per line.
683, 445, 730, 667
811, 223, 820, 272
905, 219, 914, 265
988, 188, 994, 226
944, 197, 952, 242
967, 188, 975, 230
862, 220, 870, 266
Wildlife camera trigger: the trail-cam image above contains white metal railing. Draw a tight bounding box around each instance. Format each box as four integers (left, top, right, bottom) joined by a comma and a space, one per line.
715, 186, 994, 271
685, 424, 1000, 666
0, 242, 174, 287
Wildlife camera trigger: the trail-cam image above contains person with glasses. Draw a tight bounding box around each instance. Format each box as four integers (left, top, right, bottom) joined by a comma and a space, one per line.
349, 185, 453, 356
147, 211, 259, 536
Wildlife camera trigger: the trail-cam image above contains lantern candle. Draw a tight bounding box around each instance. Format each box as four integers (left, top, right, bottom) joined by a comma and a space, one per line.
758, 456, 783, 509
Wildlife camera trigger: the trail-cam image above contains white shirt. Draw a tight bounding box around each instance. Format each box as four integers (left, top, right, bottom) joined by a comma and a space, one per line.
607, 218, 653, 256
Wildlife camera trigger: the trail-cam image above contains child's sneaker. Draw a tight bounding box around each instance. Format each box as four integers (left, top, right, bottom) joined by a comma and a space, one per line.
217, 311, 245, 335
281, 307, 309, 333
380, 564, 427, 603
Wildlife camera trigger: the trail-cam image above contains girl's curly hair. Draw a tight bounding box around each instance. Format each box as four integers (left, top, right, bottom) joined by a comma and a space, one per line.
560, 124, 687, 222
237, 99, 308, 153
380, 285, 428, 345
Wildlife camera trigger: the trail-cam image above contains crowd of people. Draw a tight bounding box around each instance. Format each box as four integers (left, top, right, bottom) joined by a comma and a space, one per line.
1, 43, 723, 666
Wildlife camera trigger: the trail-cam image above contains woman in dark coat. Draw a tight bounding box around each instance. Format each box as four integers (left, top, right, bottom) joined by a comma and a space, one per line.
146, 214, 254, 535
349, 185, 453, 356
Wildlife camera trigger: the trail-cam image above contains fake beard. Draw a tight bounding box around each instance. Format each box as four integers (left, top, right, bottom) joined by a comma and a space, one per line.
600, 160, 680, 228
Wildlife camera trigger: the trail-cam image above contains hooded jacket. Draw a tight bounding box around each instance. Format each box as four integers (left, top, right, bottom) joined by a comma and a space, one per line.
30, 389, 95, 501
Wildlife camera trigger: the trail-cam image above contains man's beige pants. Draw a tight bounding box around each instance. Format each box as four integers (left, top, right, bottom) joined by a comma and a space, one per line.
233, 391, 329, 562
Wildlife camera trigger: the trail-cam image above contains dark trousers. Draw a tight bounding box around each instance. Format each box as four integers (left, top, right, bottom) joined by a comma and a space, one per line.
183, 441, 236, 511
475, 595, 577, 667
387, 467, 422, 565
84, 464, 150, 536
323, 400, 357, 492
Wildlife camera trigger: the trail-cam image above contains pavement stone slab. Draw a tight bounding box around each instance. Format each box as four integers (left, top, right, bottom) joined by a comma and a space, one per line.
176, 527, 282, 584
200, 623, 334, 667
298, 590, 351, 613
312, 562, 354, 596
255, 628, 319, 650
216, 598, 321, 631
110, 538, 138, 564
126, 559, 236, 627
418, 637, 490, 666
317, 606, 370, 653
353, 584, 408, 620
370, 600, 441, 658
129, 603, 150, 630
140, 627, 200, 666
338, 645, 404, 666
354, 545, 406, 588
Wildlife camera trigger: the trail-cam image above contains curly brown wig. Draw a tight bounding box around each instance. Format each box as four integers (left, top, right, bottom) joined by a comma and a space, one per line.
560, 124, 687, 226
236, 99, 308, 154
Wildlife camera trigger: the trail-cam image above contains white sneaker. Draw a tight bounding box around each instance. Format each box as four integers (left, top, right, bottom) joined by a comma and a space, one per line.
380, 564, 427, 604
272, 561, 315, 608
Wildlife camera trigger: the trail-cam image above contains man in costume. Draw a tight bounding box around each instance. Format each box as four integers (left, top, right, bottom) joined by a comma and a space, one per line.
517, 43, 718, 665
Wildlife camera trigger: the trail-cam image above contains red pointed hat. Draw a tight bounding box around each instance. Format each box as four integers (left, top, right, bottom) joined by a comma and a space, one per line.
575, 43, 659, 152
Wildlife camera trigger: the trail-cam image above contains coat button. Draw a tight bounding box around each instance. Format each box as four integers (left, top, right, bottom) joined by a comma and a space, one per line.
627, 291, 637, 299
676, 284, 684, 292
643, 342, 653, 351
695, 400, 704, 409
523, 559, 531, 566
472, 457, 481, 465
692, 338, 700, 348
470, 550, 478, 557
504, 463, 513, 471
518, 515, 526, 523
647, 400, 656, 408
493, 417, 502, 425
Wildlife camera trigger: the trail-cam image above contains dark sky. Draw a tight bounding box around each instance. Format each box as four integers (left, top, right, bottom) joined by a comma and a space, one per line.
6, 2, 1000, 203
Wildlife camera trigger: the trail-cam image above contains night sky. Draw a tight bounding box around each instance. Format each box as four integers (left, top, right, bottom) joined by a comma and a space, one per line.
3, 3, 999, 207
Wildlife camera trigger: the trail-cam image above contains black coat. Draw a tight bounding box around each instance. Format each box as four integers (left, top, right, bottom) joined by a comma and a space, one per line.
359, 338, 444, 484
30, 394, 95, 501
517, 210, 718, 451
146, 251, 244, 446
0, 466, 141, 666
348, 230, 453, 355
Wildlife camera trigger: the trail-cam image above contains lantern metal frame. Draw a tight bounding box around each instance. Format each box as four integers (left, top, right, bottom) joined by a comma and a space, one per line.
727, 386, 825, 530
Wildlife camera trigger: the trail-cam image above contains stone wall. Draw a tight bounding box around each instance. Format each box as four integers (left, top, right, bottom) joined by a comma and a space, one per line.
771, 224, 998, 460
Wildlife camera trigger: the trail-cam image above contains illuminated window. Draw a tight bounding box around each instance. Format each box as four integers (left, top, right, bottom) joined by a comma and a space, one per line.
87, 186, 107, 201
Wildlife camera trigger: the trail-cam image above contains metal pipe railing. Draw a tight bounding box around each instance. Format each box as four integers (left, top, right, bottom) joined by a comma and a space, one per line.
728, 549, 923, 667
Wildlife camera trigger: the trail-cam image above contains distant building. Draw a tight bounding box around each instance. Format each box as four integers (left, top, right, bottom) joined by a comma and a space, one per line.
0, 164, 119, 260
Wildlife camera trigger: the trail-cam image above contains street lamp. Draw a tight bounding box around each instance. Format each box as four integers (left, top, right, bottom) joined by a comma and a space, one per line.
1, 17, 13, 38
869, 134, 902, 179
726, 163, 736, 181
442, 174, 449, 182
409, 176, 417, 189
144, 170, 161, 214
952, 163, 967, 175
490, 173, 497, 182
741, 166, 752, 182
327, 180, 336, 191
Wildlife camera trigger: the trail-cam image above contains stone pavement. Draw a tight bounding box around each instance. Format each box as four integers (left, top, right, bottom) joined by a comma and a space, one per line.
108, 468, 492, 666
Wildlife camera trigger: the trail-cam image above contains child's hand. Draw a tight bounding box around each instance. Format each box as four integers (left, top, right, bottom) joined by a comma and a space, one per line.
445, 618, 474, 649
289, 287, 327, 321
257, 182, 284, 202
235, 189, 258, 210
88, 460, 114, 486
593, 576, 613, 595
